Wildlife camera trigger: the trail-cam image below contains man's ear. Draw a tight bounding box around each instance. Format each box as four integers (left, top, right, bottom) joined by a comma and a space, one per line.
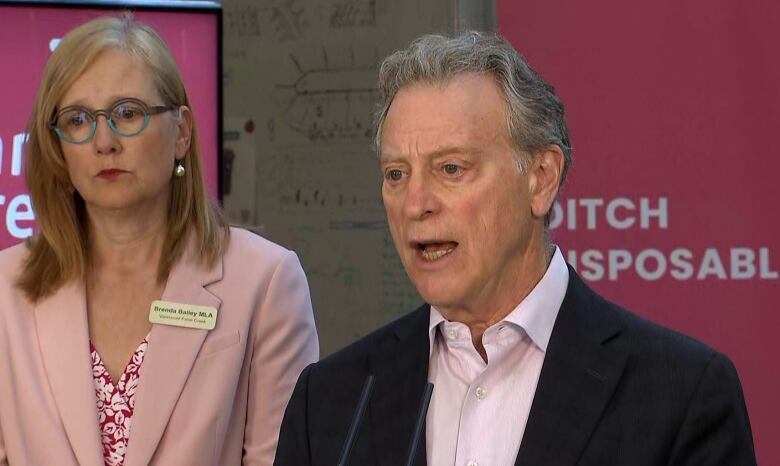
527, 145, 565, 219
174, 105, 193, 160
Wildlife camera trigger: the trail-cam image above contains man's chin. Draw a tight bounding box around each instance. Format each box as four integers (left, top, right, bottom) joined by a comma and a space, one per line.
413, 282, 462, 310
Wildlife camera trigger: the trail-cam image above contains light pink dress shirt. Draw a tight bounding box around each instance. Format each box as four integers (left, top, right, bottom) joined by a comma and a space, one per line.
426, 247, 569, 466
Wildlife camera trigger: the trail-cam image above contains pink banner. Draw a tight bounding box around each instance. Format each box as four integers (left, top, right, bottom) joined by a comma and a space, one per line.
498, 1, 778, 463
0, 6, 219, 250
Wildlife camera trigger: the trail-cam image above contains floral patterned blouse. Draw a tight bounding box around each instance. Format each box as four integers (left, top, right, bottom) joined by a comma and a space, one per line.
90, 336, 149, 466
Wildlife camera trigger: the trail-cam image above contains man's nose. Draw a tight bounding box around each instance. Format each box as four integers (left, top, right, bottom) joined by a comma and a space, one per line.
92, 115, 120, 155
402, 172, 440, 220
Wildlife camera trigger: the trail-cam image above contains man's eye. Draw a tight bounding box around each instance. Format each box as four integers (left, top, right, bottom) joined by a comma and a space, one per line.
443, 164, 461, 175
386, 169, 404, 181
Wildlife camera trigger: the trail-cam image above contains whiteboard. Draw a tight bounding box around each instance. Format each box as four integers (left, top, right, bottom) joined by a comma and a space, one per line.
221, 0, 492, 354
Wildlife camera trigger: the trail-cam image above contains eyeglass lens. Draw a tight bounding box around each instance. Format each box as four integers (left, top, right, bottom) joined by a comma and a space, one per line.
56, 100, 150, 143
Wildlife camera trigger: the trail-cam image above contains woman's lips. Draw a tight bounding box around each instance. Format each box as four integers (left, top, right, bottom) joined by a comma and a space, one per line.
97, 169, 127, 181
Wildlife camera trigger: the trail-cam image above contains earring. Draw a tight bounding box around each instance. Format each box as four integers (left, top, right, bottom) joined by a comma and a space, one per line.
174, 160, 186, 177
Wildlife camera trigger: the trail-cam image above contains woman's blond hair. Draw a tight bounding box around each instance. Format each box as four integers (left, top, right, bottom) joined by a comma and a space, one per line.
18, 14, 227, 302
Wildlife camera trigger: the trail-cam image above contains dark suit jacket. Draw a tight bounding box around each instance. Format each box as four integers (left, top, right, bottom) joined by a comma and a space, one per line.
275, 268, 756, 466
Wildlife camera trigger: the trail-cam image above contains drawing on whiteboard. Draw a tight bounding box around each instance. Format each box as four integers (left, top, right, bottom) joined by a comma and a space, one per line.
221, 0, 457, 354
276, 49, 377, 141
330, 0, 377, 28
224, 4, 262, 38
224, 0, 309, 41
269, 0, 308, 41
277, 186, 382, 212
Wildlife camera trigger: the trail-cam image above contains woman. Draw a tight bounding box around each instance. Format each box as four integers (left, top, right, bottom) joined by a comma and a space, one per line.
0, 15, 318, 466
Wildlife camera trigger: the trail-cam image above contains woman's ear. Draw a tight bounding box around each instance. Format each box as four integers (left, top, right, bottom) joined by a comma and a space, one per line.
174, 105, 193, 160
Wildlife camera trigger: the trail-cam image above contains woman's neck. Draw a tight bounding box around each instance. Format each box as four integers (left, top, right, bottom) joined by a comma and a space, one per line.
86, 203, 168, 277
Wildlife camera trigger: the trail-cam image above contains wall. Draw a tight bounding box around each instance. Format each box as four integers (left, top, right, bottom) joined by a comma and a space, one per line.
498, 1, 779, 463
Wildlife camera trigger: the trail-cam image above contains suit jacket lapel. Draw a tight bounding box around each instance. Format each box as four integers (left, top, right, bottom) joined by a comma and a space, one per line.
123, 245, 224, 466
368, 306, 430, 466
35, 281, 104, 466
515, 269, 628, 466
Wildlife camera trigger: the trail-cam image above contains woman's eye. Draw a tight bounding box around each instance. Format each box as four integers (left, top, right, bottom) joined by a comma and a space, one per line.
115, 105, 142, 120
386, 169, 404, 181
68, 113, 88, 127
443, 164, 461, 175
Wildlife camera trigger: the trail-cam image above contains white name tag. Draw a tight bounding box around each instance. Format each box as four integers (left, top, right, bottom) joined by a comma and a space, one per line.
149, 300, 218, 330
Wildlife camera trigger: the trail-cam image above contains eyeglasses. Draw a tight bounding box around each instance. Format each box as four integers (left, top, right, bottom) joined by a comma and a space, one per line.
49, 97, 176, 144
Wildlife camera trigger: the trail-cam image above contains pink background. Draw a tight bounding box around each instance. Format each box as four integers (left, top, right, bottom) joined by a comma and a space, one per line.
499, 0, 778, 463
0, 6, 219, 250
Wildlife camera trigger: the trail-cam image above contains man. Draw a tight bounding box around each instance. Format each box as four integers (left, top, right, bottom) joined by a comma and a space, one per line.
274, 32, 756, 466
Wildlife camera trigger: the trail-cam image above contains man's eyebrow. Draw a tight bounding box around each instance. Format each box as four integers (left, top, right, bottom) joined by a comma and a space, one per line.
380, 145, 478, 163
379, 151, 401, 164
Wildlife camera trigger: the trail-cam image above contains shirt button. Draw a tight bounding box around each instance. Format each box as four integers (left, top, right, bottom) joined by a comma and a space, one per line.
446, 328, 457, 339
475, 386, 487, 400
467, 461, 479, 466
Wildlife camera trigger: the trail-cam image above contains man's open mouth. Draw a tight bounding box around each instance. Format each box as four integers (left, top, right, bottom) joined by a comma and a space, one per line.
416, 241, 458, 261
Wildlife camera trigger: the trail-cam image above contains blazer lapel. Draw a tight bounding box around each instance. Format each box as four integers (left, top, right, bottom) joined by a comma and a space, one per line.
123, 246, 224, 466
515, 269, 628, 466
368, 306, 430, 466
35, 280, 104, 466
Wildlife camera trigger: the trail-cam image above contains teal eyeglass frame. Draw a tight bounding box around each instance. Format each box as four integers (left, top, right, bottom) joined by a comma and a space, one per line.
49, 97, 175, 144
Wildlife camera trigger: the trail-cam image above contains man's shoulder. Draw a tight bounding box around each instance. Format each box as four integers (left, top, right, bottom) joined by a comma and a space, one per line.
308, 304, 429, 378
568, 269, 720, 369
622, 303, 714, 358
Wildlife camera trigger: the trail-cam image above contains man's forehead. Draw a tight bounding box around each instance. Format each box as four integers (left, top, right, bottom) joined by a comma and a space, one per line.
378, 72, 516, 165
384, 76, 509, 126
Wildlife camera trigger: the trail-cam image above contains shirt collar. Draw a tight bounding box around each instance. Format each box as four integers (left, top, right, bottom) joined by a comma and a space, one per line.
428, 246, 569, 355
428, 307, 447, 356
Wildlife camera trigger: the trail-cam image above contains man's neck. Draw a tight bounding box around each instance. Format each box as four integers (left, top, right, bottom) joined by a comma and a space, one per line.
437, 243, 555, 362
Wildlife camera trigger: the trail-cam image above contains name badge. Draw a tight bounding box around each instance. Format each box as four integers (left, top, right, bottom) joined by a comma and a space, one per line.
149, 300, 218, 330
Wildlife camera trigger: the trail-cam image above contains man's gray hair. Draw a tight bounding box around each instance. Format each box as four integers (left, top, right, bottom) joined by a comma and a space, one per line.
374, 31, 572, 186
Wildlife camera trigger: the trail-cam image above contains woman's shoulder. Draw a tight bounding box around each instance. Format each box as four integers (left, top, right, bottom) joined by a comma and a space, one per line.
0, 242, 29, 279
0, 243, 29, 303
223, 226, 298, 267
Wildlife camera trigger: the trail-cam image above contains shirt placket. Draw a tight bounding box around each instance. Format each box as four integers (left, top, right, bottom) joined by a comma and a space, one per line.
452, 329, 492, 466
456, 325, 514, 466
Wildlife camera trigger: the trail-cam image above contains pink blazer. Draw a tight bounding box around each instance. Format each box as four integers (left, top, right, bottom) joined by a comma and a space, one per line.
0, 227, 319, 466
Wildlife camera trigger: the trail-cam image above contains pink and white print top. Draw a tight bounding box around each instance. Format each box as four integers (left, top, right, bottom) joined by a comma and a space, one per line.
90, 336, 149, 466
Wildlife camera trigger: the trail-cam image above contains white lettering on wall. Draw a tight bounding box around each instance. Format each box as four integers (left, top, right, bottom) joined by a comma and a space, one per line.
670, 248, 694, 280
5, 194, 34, 239
697, 248, 727, 280
0, 133, 28, 177
760, 248, 779, 279
580, 249, 605, 281
550, 197, 668, 231
568, 247, 777, 281
640, 198, 668, 229
636, 249, 666, 280
608, 249, 632, 281
580, 198, 604, 230
730, 248, 756, 279
605, 197, 636, 229
12, 133, 26, 176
